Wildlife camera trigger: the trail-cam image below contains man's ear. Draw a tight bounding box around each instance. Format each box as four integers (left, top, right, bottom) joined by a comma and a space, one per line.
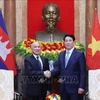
42, 16, 44, 20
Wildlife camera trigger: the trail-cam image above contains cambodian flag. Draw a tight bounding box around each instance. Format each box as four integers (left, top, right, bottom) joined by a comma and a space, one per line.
0, 10, 17, 76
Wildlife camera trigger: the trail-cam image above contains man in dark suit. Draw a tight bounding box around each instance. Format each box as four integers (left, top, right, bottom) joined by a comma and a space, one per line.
24, 42, 50, 100
44, 34, 86, 100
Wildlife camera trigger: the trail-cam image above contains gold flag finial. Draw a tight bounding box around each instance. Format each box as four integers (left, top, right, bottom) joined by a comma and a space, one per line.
95, 8, 97, 11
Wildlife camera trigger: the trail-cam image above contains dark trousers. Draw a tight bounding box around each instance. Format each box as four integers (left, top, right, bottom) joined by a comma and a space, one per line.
26, 95, 39, 100
26, 88, 46, 100
61, 88, 83, 100
26, 94, 46, 100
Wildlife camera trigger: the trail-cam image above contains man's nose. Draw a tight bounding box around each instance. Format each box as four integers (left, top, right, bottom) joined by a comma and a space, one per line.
49, 13, 53, 18
66, 41, 71, 44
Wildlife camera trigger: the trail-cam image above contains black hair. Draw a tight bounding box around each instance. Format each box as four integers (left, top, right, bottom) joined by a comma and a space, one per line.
63, 34, 75, 41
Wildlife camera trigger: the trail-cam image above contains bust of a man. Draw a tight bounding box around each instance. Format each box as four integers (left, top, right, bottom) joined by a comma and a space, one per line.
35, 3, 66, 42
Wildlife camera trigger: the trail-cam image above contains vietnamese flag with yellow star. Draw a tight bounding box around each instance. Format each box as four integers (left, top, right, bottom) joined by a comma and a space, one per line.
86, 11, 100, 69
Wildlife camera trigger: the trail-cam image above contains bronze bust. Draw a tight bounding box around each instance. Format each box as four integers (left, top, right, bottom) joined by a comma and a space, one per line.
35, 3, 67, 42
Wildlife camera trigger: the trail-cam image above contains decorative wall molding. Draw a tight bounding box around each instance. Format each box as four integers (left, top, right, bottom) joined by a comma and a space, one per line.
0, 0, 98, 49
16, 0, 27, 44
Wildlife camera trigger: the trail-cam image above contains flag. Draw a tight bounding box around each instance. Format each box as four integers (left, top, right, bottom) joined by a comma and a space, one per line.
0, 10, 17, 75
86, 11, 100, 70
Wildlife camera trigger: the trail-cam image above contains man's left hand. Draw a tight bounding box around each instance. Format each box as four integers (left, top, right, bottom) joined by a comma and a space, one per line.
46, 91, 50, 96
78, 88, 85, 94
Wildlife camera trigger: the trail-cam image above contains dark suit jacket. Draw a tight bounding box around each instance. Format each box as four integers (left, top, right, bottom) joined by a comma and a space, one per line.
51, 48, 86, 94
24, 55, 50, 96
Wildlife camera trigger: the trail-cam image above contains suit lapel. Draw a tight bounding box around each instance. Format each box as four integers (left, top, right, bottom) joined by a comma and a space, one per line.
30, 55, 36, 61
40, 56, 45, 70
31, 55, 42, 70
65, 48, 77, 69
62, 50, 66, 69
67, 48, 77, 65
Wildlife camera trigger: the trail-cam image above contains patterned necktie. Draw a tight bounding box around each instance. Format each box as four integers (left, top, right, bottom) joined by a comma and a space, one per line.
37, 56, 42, 70
65, 51, 70, 68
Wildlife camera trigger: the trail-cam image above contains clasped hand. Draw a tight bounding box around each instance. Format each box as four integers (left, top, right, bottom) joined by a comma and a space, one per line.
44, 70, 51, 78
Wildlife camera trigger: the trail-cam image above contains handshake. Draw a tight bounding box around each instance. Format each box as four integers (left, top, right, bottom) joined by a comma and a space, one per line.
44, 70, 51, 78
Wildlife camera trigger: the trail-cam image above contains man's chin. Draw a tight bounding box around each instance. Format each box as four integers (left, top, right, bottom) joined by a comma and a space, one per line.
48, 25, 55, 30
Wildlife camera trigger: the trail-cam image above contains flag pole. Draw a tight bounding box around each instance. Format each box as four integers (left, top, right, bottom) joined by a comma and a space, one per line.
95, 8, 97, 11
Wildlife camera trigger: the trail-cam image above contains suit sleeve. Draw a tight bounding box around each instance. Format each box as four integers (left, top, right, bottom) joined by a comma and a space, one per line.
45, 58, 51, 92
51, 57, 60, 76
79, 52, 86, 89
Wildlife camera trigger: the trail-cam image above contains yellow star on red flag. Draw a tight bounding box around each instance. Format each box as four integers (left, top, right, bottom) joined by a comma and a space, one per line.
88, 35, 100, 57
86, 11, 100, 69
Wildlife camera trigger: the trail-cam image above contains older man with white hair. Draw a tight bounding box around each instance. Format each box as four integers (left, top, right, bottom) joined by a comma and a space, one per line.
24, 42, 50, 100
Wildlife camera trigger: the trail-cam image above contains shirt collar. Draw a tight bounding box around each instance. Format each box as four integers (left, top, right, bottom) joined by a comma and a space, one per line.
33, 54, 40, 59
66, 47, 75, 54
